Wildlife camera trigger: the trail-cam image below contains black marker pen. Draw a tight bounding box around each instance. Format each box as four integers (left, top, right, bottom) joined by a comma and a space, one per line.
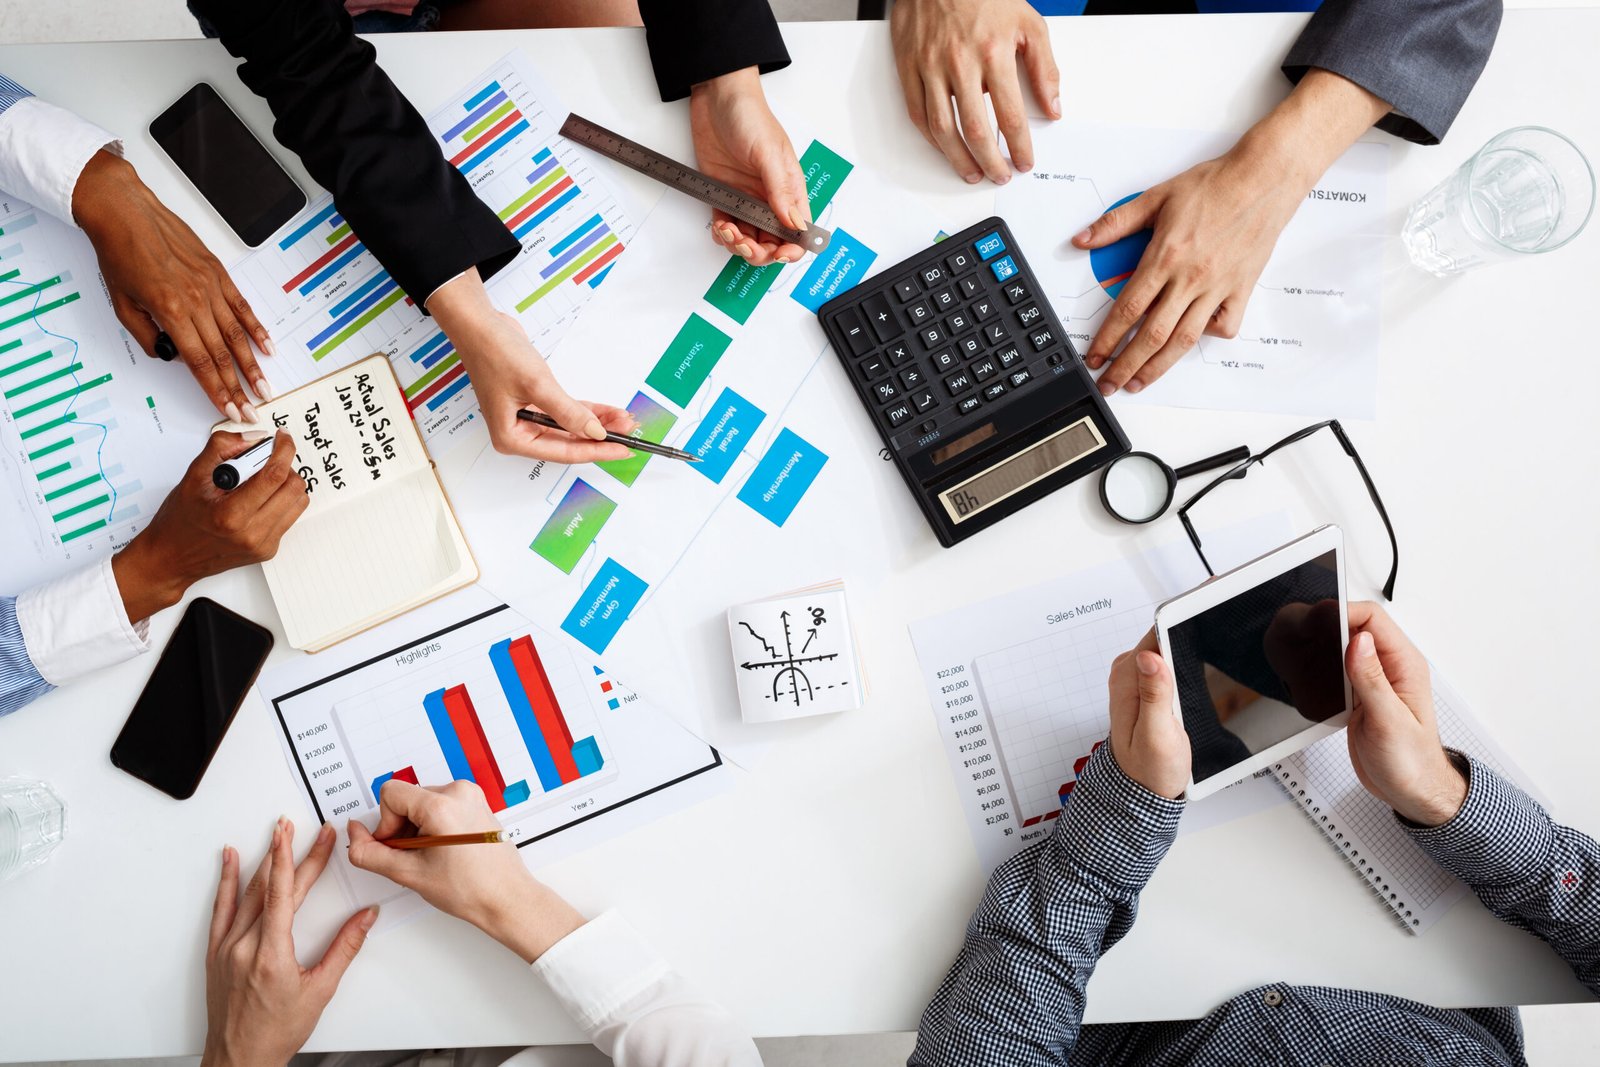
213, 436, 276, 491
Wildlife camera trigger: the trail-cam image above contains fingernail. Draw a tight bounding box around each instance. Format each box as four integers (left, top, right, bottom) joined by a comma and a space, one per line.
585, 418, 607, 441
1136, 652, 1159, 676
1051, 96, 1062, 118
261, 337, 277, 357
1086, 356, 1103, 370
361, 906, 380, 928
224, 401, 242, 423
241, 402, 260, 424
254, 377, 274, 401
798, 200, 814, 226
1099, 381, 1117, 397
319, 822, 333, 841
1125, 380, 1143, 394
736, 243, 753, 258
964, 172, 982, 185
1355, 631, 1375, 658
1073, 228, 1093, 244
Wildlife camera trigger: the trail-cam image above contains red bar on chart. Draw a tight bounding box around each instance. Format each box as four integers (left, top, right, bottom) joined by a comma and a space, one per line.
449, 111, 522, 167
507, 176, 575, 231
442, 684, 509, 812
282, 233, 360, 293
507, 636, 579, 783
572, 241, 624, 286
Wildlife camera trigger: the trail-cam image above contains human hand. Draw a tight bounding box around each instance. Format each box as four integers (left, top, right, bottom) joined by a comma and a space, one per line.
348, 780, 585, 963
1107, 631, 1192, 799
689, 66, 809, 266
72, 150, 273, 421
1344, 602, 1466, 827
890, 0, 1060, 185
427, 272, 634, 462
112, 431, 308, 622
202, 820, 376, 1067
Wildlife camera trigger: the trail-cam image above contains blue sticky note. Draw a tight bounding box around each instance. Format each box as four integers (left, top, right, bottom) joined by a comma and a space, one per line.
561, 558, 648, 654
737, 429, 829, 527
990, 255, 1018, 282
791, 229, 878, 312
686, 387, 766, 484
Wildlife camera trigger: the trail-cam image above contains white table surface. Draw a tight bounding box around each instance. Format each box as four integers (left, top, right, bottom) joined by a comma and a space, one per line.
1, 11, 1598, 1060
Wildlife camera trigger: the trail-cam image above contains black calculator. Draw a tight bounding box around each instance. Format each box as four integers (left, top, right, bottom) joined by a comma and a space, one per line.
818, 218, 1129, 546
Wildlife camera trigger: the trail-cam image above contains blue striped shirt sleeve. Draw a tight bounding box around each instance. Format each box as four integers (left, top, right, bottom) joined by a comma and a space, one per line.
0, 74, 35, 119
0, 594, 53, 718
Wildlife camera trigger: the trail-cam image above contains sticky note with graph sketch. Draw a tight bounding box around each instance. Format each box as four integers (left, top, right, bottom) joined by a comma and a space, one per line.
726, 582, 865, 722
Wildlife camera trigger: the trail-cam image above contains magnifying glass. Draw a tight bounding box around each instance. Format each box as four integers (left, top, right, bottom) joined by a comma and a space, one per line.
1097, 445, 1251, 525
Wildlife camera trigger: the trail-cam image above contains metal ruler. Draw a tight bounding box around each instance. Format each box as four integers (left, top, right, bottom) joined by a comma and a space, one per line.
560, 112, 833, 254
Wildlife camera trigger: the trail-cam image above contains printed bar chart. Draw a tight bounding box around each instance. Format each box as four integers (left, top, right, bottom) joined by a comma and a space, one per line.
370, 764, 418, 804
491, 635, 605, 791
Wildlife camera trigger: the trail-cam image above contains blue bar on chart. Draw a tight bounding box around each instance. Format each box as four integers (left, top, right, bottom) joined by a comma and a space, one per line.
572, 738, 604, 776
737, 429, 829, 527
685, 387, 765, 484
561, 557, 649, 654
422, 688, 473, 782
408, 331, 454, 369
277, 201, 339, 250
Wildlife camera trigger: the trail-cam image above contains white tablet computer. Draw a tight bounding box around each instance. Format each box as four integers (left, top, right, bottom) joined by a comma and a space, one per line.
1154, 525, 1350, 799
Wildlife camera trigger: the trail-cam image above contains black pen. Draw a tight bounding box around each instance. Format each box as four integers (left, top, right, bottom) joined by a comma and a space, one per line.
516, 408, 700, 463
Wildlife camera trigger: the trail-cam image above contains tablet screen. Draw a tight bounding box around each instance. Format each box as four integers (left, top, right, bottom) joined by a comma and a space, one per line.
1167, 549, 1344, 789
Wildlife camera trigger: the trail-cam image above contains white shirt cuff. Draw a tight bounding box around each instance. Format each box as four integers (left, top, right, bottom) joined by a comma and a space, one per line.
15, 558, 150, 686
530, 910, 672, 1034
0, 96, 122, 227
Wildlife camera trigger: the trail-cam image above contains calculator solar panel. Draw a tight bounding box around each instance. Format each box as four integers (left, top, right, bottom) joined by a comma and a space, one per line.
817, 218, 1129, 546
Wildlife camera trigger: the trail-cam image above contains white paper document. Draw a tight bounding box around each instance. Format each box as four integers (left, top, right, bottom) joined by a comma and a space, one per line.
258, 585, 731, 928
728, 583, 863, 722
230, 50, 640, 455
453, 140, 940, 751
996, 123, 1387, 418
909, 515, 1294, 872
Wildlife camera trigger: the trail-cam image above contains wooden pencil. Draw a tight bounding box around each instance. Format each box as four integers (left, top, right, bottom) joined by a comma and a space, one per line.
382, 831, 507, 850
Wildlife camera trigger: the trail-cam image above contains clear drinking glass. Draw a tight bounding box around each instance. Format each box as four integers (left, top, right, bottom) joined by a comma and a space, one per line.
0, 778, 67, 883
1403, 126, 1594, 276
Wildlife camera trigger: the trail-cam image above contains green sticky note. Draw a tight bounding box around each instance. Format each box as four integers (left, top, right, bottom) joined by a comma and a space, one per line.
645, 314, 731, 408
530, 479, 617, 574
797, 139, 853, 215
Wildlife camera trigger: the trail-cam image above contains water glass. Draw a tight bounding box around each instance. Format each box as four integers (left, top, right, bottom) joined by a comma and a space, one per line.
1403, 126, 1594, 276
0, 778, 67, 883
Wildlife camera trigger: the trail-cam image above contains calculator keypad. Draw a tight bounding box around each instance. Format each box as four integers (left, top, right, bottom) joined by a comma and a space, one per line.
834, 227, 1075, 438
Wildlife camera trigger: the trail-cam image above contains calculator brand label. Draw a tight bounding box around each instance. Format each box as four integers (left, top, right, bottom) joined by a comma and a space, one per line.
561, 557, 649, 654
737, 428, 829, 527
530, 479, 616, 574
646, 315, 731, 407
791, 229, 877, 312
594, 392, 678, 486
686, 388, 767, 484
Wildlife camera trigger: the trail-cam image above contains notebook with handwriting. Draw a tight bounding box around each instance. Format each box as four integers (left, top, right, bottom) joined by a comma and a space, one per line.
218, 354, 476, 651
1270, 669, 1538, 934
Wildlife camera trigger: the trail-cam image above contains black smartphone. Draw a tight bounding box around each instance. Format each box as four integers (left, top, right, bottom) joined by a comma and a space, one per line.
149, 83, 306, 247
110, 597, 275, 800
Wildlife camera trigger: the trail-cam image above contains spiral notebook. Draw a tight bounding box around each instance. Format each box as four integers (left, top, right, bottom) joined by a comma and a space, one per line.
1270, 669, 1539, 935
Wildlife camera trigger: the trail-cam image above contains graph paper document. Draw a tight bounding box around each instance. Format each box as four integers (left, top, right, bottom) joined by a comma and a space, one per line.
996, 123, 1387, 418
0, 194, 223, 589
909, 515, 1293, 872
230, 50, 640, 455
1271, 670, 1542, 934
259, 585, 729, 929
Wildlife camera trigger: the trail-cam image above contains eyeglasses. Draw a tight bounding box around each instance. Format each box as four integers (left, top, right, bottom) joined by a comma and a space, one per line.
1174, 419, 1399, 600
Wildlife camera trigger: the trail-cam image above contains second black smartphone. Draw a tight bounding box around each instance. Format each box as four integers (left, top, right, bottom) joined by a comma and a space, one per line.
110, 597, 275, 800
149, 83, 306, 247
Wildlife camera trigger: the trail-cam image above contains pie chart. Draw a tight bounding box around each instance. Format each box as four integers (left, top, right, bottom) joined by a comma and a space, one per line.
1089, 192, 1153, 299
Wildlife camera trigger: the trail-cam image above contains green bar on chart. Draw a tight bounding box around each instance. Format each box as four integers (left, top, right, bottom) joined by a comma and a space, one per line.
0, 348, 50, 378
35, 461, 72, 481
515, 235, 618, 312
44, 473, 102, 502
60, 518, 107, 543
0, 338, 22, 357
310, 288, 406, 361
4, 362, 82, 400
26, 435, 73, 458
52, 493, 109, 523
0, 291, 80, 333
463, 100, 516, 143
0, 275, 61, 310
13, 373, 111, 419
499, 170, 565, 220
325, 222, 352, 244
404, 352, 461, 399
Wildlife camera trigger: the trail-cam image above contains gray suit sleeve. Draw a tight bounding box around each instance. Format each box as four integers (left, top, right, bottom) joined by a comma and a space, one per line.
1282, 0, 1503, 145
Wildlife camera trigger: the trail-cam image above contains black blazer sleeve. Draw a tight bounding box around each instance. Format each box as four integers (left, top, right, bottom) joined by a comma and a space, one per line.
1282, 0, 1503, 146
637, 0, 791, 102
193, 0, 519, 305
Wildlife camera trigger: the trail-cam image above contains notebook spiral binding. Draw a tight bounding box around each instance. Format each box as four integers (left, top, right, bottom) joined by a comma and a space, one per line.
1272, 763, 1421, 935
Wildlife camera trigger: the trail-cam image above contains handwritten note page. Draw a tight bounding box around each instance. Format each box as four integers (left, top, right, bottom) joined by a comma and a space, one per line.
222, 355, 474, 650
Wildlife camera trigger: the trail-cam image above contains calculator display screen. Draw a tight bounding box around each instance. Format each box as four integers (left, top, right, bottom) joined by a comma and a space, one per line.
938, 418, 1105, 523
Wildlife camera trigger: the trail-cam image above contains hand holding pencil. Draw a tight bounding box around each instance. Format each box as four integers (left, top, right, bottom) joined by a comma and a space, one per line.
348, 779, 585, 962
